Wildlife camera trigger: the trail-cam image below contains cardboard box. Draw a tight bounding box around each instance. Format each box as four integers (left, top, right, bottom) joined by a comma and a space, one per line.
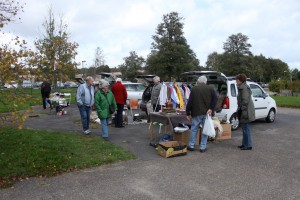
217, 124, 232, 140
157, 141, 187, 158
173, 129, 201, 146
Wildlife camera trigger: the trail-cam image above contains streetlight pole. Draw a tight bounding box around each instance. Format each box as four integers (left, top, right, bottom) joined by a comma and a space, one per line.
82, 60, 86, 77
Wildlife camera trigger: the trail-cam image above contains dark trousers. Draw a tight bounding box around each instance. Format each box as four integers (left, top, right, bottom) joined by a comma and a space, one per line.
115, 104, 124, 127
153, 104, 161, 112
42, 92, 51, 109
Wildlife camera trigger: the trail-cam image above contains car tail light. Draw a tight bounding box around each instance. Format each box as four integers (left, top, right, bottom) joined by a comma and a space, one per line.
223, 97, 230, 109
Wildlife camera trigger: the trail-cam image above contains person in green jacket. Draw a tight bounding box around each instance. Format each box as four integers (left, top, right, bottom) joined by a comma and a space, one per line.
95, 80, 117, 140
236, 74, 255, 150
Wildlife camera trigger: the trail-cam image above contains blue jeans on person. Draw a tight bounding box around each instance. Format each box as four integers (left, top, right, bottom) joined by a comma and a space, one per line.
189, 115, 207, 150
78, 105, 91, 131
241, 123, 252, 148
100, 118, 109, 138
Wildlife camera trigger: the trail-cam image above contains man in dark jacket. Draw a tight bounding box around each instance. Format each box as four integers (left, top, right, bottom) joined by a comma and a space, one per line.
41, 79, 52, 109
111, 78, 127, 128
186, 76, 217, 153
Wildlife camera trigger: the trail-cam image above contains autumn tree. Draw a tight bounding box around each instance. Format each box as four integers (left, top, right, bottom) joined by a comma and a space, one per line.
0, 0, 38, 128
35, 7, 78, 86
146, 12, 200, 80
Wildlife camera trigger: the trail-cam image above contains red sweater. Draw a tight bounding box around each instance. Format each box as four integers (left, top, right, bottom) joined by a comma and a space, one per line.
111, 82, 128, 104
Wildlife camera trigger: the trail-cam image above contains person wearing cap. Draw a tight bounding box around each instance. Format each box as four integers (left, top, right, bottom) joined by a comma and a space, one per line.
111, 78, 127, 128
76, 76, 95, 135
95, 80, 117, 140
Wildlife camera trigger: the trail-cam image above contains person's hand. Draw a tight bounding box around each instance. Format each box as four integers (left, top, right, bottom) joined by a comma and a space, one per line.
187, 115, 192, 121
207, 109, 212, 116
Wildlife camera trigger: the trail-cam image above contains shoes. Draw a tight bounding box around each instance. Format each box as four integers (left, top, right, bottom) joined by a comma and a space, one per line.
238, 145, 245, 148
83, 130, 91, 135
187, 146, 195, 151
115, 125, 125, 128
240, 147, 252, 150
102, 137, 109, 141
200, 148, 207, 153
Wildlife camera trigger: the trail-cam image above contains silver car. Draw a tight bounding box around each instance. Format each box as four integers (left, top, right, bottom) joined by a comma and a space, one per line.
123, 82, 145, 108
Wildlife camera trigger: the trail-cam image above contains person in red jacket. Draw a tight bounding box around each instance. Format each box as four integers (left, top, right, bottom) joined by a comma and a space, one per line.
111, 78, 127, 128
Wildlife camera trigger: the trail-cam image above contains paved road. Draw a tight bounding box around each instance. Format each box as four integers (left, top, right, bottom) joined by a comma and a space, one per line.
1, 107, 299, 200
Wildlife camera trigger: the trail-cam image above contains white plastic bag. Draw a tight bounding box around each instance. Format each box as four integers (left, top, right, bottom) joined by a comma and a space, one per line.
203, 115, 216, 138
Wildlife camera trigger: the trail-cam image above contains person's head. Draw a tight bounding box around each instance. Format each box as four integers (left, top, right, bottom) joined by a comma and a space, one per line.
116, 78, 122, 82
86, 76, 94, 86
236, 74, 247, 85
197, 76, 207, 84
153, 76, 160, 84
100, 80, 109, 92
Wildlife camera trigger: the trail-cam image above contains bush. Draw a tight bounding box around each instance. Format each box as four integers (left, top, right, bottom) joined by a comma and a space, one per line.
287, 81, 300, 93
268, 81, 285, 93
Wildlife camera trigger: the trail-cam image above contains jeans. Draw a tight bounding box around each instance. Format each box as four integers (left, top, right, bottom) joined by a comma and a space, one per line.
241, 123, 252, 148
115, 104, 124, 127
100, 118, 109, 138
189, 115, 207, 150
78, 105, 91, 131
42, 92, 51, 109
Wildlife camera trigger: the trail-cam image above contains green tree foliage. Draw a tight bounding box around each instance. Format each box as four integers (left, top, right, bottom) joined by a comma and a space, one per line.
223, 33, 252, 56
35, 7, 78, 84
119, 51, 145, 82
146, 12, 199, 81
0, 0, 23, 28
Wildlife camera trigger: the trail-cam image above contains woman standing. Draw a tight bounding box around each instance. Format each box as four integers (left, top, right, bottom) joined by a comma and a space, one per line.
236, 74, 255, 150
95, 80, 117, 141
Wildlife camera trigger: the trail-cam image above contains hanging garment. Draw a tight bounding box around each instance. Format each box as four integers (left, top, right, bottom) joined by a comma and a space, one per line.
174, 84, 185, 109
169, 85, 179, 108
159, 83, 168, 106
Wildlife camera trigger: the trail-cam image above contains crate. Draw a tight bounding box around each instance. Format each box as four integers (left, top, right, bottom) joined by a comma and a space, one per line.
173, 129, 201, 145
157, 141, 187, 158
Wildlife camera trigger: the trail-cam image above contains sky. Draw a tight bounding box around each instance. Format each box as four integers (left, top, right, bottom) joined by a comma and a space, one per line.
1, 0, 300, 70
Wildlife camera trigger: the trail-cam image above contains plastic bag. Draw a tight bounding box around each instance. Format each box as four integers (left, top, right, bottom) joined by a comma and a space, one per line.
203, 115, 216, 138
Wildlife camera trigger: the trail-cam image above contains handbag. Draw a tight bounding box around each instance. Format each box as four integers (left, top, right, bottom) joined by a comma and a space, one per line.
104, 95, 115, 114
203, 115, 216, 138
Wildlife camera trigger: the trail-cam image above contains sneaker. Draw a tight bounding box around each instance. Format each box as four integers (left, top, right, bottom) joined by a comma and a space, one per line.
83, 130, 90, 135
86, 129, 91, 134
187, 146, 195, 151
102, 137, 109, 141
200, 148, 207, 153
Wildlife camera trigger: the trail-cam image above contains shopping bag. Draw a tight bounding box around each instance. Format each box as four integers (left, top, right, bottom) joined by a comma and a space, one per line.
203, 115, 216, 138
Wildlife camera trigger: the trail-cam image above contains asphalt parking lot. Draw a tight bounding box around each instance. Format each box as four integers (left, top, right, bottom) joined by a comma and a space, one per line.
1, 106, 299, 200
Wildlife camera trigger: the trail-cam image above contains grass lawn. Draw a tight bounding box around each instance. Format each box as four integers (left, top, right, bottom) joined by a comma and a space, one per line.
272, 96, 300, 108
0, 88, 77, 113
0, 128, 135, 188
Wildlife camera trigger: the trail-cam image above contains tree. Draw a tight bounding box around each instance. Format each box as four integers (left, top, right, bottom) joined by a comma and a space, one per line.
0, 0, 37, 128
119, 51, 145, 81
223, 33, 252, 56
94, 47, 105, 68
146, 12, 199, 81
35, 7, 78, 85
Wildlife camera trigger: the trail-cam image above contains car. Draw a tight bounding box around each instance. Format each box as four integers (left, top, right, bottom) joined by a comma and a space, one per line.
32, 81, 43, 88
4, 81, 18, 89
64, 81, 78, 88
22, 80, 33, 88
140, 71, 277, 130
120, 82, 146, 109
56, 81, 64, 88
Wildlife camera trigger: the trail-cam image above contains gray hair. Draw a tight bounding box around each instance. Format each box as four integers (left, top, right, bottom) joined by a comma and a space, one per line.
197, 76, 207, 84
85, 76, 94, 82
100, 80, 109, 88
153, 76, 160, 82
116, 78, 122, 82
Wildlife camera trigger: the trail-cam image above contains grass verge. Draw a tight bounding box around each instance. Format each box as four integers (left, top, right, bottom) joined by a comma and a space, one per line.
272, 96, 300, 108
0, 128, 135, 188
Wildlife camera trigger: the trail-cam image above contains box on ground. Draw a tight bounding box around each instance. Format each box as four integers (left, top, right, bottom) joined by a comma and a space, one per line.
173, 129, 201, 145
217, 124, 231, 140
157, 141, 187, 158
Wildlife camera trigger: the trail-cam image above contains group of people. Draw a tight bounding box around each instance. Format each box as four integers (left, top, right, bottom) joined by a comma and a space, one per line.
74, 73, 254, 150
76, 77, 127, 140
151, 74, 255, 153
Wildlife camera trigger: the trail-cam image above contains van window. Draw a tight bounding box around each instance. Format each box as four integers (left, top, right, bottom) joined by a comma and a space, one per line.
231, 84, 237, 97
250, 84, 264, 97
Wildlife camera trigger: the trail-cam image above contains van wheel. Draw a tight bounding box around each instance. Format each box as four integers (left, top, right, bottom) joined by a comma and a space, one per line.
266, 108, 276, 123
230, 113, 239, 131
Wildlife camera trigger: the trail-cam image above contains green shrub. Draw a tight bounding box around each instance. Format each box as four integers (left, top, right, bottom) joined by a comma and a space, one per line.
287, 81, 300, 93
268, 81, 285, 93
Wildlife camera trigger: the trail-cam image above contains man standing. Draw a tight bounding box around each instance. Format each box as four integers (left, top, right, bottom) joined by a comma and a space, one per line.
41, 79, 52, 109
111, 78, 127, 128
76, 76, 95, 135
151, 76, 162, 112
186, 76, 217, 153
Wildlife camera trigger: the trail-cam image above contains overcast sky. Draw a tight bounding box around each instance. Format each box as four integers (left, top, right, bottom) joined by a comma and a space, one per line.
1, 0, 300, 70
